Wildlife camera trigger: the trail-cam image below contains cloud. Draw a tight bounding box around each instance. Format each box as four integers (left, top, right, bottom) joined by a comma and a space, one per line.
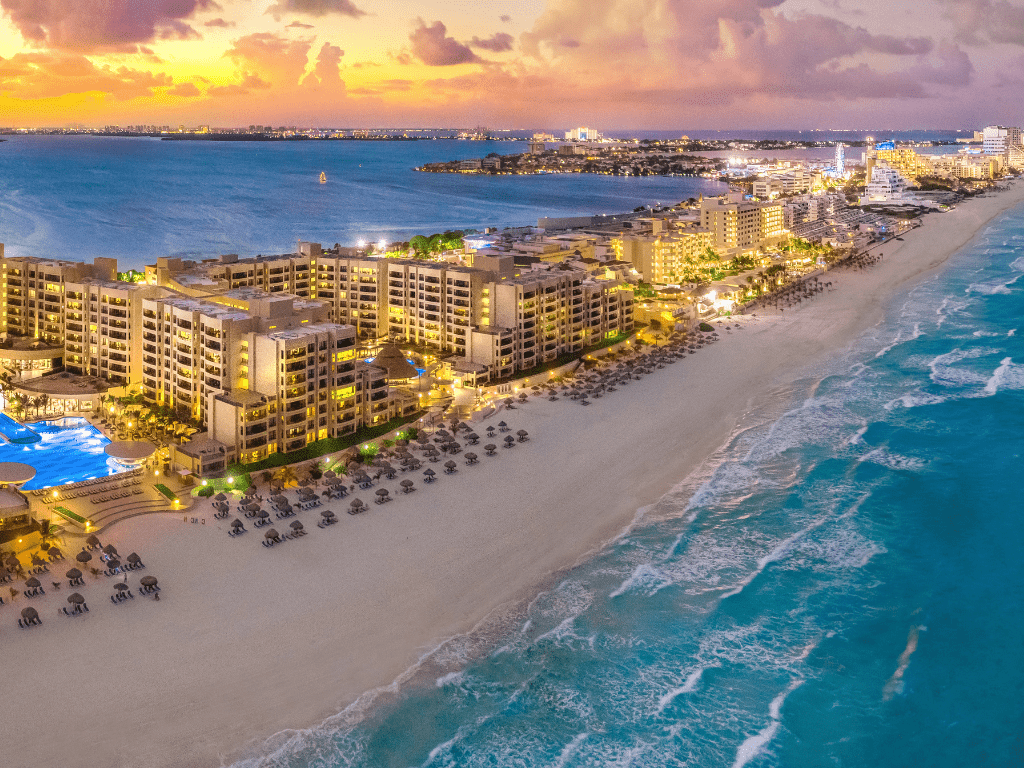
207, 71, 271, 96
286, 20, 314, 28
469, 32, 514, 52
301, 41, 344, 88
265, 0, 365, 18
0, 51, 172, 99
223, 32, 312, 85
0, 0, 219, 52
500, 14, 511, 22
204, 17, 234, 28
409, 19, 481, 66
166, 81, 201, 96
941, 0, 1024, 45
513, 0, 961, 105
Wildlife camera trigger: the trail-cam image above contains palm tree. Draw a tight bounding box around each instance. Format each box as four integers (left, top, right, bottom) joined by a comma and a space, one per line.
273, 465, 299, 488
37, 394, 50, 416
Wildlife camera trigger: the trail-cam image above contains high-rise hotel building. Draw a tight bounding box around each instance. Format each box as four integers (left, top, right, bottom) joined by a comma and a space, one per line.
0, 240, 633, 473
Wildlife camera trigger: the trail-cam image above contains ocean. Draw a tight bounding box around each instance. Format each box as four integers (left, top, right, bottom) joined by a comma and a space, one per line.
0, 136, 723, 270
232, 204, 1024, 767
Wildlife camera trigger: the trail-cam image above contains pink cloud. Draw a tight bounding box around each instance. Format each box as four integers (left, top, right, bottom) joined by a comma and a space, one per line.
0, 0, 219, 52
469, 32, 514, 52
204, 17, 234, 28
265, 0, 365, 18
409, 19, 481, 66
301, 42, 344, 88
207, 72, 271, 96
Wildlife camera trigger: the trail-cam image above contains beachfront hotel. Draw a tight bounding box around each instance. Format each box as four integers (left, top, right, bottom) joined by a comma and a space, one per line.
0, 240, 633, 475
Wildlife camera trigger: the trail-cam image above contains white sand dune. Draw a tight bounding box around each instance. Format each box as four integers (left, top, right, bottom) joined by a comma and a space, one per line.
3, 183, 1023, 768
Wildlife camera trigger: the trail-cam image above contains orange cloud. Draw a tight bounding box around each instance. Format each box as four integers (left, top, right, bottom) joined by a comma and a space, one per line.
0, 51, 172, 99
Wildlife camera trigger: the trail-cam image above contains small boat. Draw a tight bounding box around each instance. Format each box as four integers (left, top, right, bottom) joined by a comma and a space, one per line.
319, 172, 327, 184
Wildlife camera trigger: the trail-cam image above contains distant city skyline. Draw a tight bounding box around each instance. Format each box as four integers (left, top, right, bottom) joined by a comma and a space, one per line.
1, 0, 1024, 128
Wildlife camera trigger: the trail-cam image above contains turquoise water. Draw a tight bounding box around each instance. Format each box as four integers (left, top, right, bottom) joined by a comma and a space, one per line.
233, 206, 1024, 767
0, 137, 724, 270
0, 417, 122, 489
0, 412, 40, 444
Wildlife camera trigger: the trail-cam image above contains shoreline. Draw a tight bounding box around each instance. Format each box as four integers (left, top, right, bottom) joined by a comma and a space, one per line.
2, 181, 1023, 768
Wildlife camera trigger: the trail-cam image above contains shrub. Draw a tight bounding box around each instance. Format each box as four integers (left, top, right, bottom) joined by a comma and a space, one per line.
699, 322, 714, 332
197, 486, 214, 498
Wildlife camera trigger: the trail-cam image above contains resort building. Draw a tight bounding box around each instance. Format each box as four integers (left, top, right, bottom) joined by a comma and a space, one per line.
611, 228, 715, 283
982, 125, 1023, 160
699, 195, 786, 257
0, 237, 634, 474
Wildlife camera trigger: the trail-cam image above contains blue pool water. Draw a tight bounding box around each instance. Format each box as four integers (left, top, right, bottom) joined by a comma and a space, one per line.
0, 417, 123, 489
232, 204, 1024, 768
0, 412, 41, 444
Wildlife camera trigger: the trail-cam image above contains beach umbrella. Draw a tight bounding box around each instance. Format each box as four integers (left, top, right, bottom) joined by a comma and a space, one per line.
86, 534, 100, 548
76, 551, 92, 564
465, 453, 477, 462
67, 592, 85, 605
504, 436, 515, 446
350, 498, 365, 510
257, 510, 270, 520
466, 432, 479, 442
444, 460, 457, 470
263, 528, 278, 539
436, 429, 450, 438
289, 520, 304, 531
244, 485, 257, 496
271, 494, 287, 504
126, 553, 142, 565
103, 544, 118, 556
20, 607, 39, 622
320, 509, 334, 518
298, 478, 312, 487
323, 470, 336, 479
140, 576, 158, 588
400, 479, 414, 491
484, 444, 497, 453
498, 421, 507, 430
213, 493, 227, 502
423, 468, 436, 477
230, 519, 243, 529
517, 430, 529, 441
106, 559, 121, 570
114, 582, 130, 592
31, 555, 46, 568
25, 577, 41, 588
375, 488, 389, 500
66, 567, 82, 580
244, 501, 260, 511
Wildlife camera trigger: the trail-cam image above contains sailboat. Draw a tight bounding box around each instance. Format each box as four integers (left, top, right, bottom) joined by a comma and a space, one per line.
319, 171, 327, 184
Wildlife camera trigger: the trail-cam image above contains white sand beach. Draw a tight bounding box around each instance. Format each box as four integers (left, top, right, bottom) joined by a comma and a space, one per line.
3, 183, 1023, 768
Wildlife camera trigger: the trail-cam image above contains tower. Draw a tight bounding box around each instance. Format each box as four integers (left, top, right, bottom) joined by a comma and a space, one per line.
835, 142, 846, 177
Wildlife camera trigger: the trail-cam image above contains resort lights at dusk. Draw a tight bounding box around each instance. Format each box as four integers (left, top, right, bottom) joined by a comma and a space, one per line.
3, 0, 1024, 766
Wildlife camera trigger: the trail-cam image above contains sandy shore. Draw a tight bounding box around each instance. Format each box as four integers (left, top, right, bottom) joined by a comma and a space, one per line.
3, 182, 1023, 768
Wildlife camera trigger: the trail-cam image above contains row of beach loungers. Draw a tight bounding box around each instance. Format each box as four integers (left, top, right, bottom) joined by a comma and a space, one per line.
32, 469, 145, 500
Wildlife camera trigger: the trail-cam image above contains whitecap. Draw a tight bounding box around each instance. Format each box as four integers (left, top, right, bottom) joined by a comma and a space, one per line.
655, 665, 715, 714
730, 679, 804, 768
883, 391, 946, 410
927, 348, 991, 387
848, 425, 869, 445
981, 356, 1024, 395
609, 563, 671, 598
552, 732, 589, 767
858, 448, 926, 472
720, 515, 831, 599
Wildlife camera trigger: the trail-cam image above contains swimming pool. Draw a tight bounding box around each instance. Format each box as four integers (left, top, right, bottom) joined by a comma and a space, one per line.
0, 417, 126, 489
0, 412, 41, 444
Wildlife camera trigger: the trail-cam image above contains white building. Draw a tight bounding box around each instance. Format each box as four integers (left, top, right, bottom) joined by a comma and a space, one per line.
982, 126, 1022, 158
565, 127, 601, 142
861, 165, 909, 203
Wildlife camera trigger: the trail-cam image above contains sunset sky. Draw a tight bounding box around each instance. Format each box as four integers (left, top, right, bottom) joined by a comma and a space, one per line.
1, 0, 1023, 129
